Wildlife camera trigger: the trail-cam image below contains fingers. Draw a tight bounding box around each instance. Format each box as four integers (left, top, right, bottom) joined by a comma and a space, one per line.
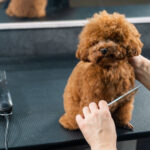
83, 106, 90, 117
89, 102, 98, 113
83, 102, 98, 118
76, 114, 83, 124
77, 100, 109, 124
98, 100, 111, 118
129, 55, 143, 68
98, 100, 109, 110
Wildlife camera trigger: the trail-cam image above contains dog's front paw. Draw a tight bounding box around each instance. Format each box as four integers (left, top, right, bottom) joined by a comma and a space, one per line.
117, 122, 133, 130
59, 114, 78, 130
124, 123, 133, 130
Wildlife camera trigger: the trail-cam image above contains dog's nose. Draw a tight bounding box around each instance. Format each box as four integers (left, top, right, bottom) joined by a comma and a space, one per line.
100, 48, 108, 55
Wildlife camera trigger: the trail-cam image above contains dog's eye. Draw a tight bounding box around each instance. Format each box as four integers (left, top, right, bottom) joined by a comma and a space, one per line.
90, 41, 99, 47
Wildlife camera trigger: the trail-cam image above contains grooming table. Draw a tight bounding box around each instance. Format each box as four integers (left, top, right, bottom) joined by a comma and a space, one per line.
0, 55, 149, 150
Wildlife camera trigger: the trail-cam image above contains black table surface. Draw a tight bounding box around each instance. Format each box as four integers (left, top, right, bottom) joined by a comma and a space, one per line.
0, 55, 149, 149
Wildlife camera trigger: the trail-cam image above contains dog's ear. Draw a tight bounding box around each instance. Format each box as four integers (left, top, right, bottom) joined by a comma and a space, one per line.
125, 24, 143, 57
126, 37, 143, 57
76, 40, 89, 61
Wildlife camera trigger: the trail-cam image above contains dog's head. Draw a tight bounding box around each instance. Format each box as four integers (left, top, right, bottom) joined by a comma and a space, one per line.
76, 11, 143, 67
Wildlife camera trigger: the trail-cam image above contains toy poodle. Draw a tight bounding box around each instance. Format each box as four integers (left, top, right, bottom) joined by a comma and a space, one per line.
6, 0, 47, 18
59, 11, 143, 130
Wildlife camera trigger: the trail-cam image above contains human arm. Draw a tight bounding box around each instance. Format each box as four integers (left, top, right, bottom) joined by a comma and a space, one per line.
129, 55, 150, 90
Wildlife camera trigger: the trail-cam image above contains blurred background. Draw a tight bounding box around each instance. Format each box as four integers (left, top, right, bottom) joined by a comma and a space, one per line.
0, 0, 150, 22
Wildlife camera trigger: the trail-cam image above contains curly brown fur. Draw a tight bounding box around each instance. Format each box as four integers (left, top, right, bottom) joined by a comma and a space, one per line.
6, 0, 47, 18
59, 11, 143, 130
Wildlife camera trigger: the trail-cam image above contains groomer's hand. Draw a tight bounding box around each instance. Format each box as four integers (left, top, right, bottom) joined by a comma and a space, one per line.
76, 100, 117, 150
129, 55, 150, 90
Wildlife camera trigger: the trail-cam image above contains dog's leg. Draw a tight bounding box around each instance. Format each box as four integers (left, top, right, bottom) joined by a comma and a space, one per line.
6, 6, 14, 17
112, 97, 134, 130
59, 112, 78, 130
59, 91, 80, 130
27, 9, 46, 18
36, 9, 46, 18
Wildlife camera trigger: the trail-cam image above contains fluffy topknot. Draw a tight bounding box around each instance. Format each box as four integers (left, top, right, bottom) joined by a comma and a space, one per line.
76, 10, 143, 61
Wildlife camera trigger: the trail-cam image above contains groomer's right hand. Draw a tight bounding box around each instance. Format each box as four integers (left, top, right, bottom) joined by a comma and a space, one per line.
76, 100, 117, 150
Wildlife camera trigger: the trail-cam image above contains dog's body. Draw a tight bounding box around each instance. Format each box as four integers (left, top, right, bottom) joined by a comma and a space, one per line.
59, 11, 143, 130
6, 0, 47, 18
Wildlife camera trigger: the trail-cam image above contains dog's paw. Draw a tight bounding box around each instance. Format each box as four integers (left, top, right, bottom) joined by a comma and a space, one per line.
117, 122, 133, 130
59, 114, 78, 130
122, 123, 133, 130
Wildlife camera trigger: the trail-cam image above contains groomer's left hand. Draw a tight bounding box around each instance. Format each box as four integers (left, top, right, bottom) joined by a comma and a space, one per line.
76, 100, 117, 150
